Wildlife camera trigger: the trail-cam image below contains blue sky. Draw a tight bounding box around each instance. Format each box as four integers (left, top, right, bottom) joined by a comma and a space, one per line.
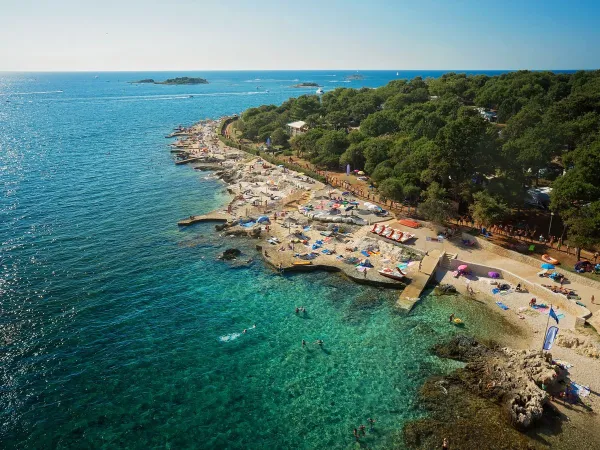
1, 0, 599, 70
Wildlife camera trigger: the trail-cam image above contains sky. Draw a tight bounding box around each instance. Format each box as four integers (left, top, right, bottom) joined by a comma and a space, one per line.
1, 0, 599, 71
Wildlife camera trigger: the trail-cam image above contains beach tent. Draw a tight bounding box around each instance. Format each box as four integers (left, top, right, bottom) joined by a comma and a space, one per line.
257, 216, 270, 224
488, 272, 500, 278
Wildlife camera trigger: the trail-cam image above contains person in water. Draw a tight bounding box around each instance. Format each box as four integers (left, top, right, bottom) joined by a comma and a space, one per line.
449, 313, 455, 323
302, 339, 306, 347
359, 424, 366, 436
295, 307, 300, 314
243, 329, 247, 334
353, 428, 360, 441
315, 339, 323, 346
367, 418, 376, 430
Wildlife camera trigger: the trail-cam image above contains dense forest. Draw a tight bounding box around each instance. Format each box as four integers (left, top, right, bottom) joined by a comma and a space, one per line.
234, 71, 600, 256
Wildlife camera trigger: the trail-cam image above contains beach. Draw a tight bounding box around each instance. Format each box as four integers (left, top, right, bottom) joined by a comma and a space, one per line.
174, 118, 600, 448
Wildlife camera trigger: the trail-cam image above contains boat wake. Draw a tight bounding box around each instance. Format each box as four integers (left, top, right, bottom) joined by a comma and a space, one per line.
0, 90, 64, 96
46, 92, 269, 103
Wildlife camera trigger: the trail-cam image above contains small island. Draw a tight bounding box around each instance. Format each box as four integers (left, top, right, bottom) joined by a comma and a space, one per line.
130, 77, 209, 85
292, 82, 320, 88
345, 74, 365, 80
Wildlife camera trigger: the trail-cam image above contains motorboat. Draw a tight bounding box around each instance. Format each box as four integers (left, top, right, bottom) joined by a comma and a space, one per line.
378, 267, 406, 281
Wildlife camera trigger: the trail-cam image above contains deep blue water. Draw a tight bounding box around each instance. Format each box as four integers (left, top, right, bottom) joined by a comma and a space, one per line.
0, 70, 549, 449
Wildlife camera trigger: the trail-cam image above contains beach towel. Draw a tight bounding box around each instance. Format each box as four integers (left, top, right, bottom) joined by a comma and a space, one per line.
495, 301, 509, 310
361, 250, 370, 257
570, 382, 590, 398
492, 288, 500, 295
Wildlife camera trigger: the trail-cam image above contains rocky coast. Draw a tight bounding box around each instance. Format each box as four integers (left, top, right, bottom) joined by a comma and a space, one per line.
170, 119, 600, 449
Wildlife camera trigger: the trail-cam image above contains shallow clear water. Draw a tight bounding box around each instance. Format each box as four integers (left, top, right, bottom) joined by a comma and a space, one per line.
1, 71, 534, 448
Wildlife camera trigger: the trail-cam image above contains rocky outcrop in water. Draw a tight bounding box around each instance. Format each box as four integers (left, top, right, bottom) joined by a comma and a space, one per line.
404, 336, 569, 449
218, 248, 242, 260
434, 283, 457, 295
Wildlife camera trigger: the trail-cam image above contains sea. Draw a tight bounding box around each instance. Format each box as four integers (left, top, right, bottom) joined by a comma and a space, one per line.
0, 70, 562, 449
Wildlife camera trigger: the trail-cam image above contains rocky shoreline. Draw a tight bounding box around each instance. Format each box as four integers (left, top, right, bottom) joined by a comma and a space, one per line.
404, 335, 570, 449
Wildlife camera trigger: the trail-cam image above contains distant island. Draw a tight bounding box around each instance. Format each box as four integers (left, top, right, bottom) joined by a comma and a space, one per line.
130, 77, 209, 85
292, 82, 319, 88
345, 74, 365, 80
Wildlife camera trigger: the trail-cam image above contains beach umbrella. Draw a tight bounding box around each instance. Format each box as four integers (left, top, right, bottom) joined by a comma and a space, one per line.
541, 263, 555, 269
458, 264, 468, 271
488, 271, 500, 279
357, 171, 365, 175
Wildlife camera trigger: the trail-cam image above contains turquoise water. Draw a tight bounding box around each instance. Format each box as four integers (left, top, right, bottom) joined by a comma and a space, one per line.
1, 71, 525, 449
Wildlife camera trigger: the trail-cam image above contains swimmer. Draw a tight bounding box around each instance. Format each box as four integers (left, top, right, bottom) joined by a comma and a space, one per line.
315, 339, 324, 346
353, 428, 360, 441
295, 307, 300, 314
367, 418, 376, 430
252, 324, 256, 329
302, 339, 306, 347
359, 424, 366, 436
449, 313, 455, 323
243, 329, 247, 334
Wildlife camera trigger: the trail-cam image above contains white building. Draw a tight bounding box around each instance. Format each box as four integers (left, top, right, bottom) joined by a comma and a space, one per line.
286, 121, 308, 137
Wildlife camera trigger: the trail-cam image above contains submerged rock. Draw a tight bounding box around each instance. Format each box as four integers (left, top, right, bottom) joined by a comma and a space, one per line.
218, 248, 242, 260
434, 283, 457, 295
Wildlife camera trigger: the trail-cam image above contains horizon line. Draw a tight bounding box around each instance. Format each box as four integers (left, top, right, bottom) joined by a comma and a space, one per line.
0, 68, 594, 74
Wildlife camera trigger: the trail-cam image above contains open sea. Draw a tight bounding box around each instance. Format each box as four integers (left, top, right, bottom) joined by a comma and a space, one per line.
0, 70, 552, 449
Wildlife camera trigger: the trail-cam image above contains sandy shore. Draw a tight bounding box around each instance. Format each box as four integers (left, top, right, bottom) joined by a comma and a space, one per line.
172, 120, 600, 446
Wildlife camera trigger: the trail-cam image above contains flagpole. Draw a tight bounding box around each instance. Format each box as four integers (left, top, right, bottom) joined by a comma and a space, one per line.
541, 304, 552, 356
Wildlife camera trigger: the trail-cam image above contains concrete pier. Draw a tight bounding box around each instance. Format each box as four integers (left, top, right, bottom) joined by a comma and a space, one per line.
396, 249, 443, 310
